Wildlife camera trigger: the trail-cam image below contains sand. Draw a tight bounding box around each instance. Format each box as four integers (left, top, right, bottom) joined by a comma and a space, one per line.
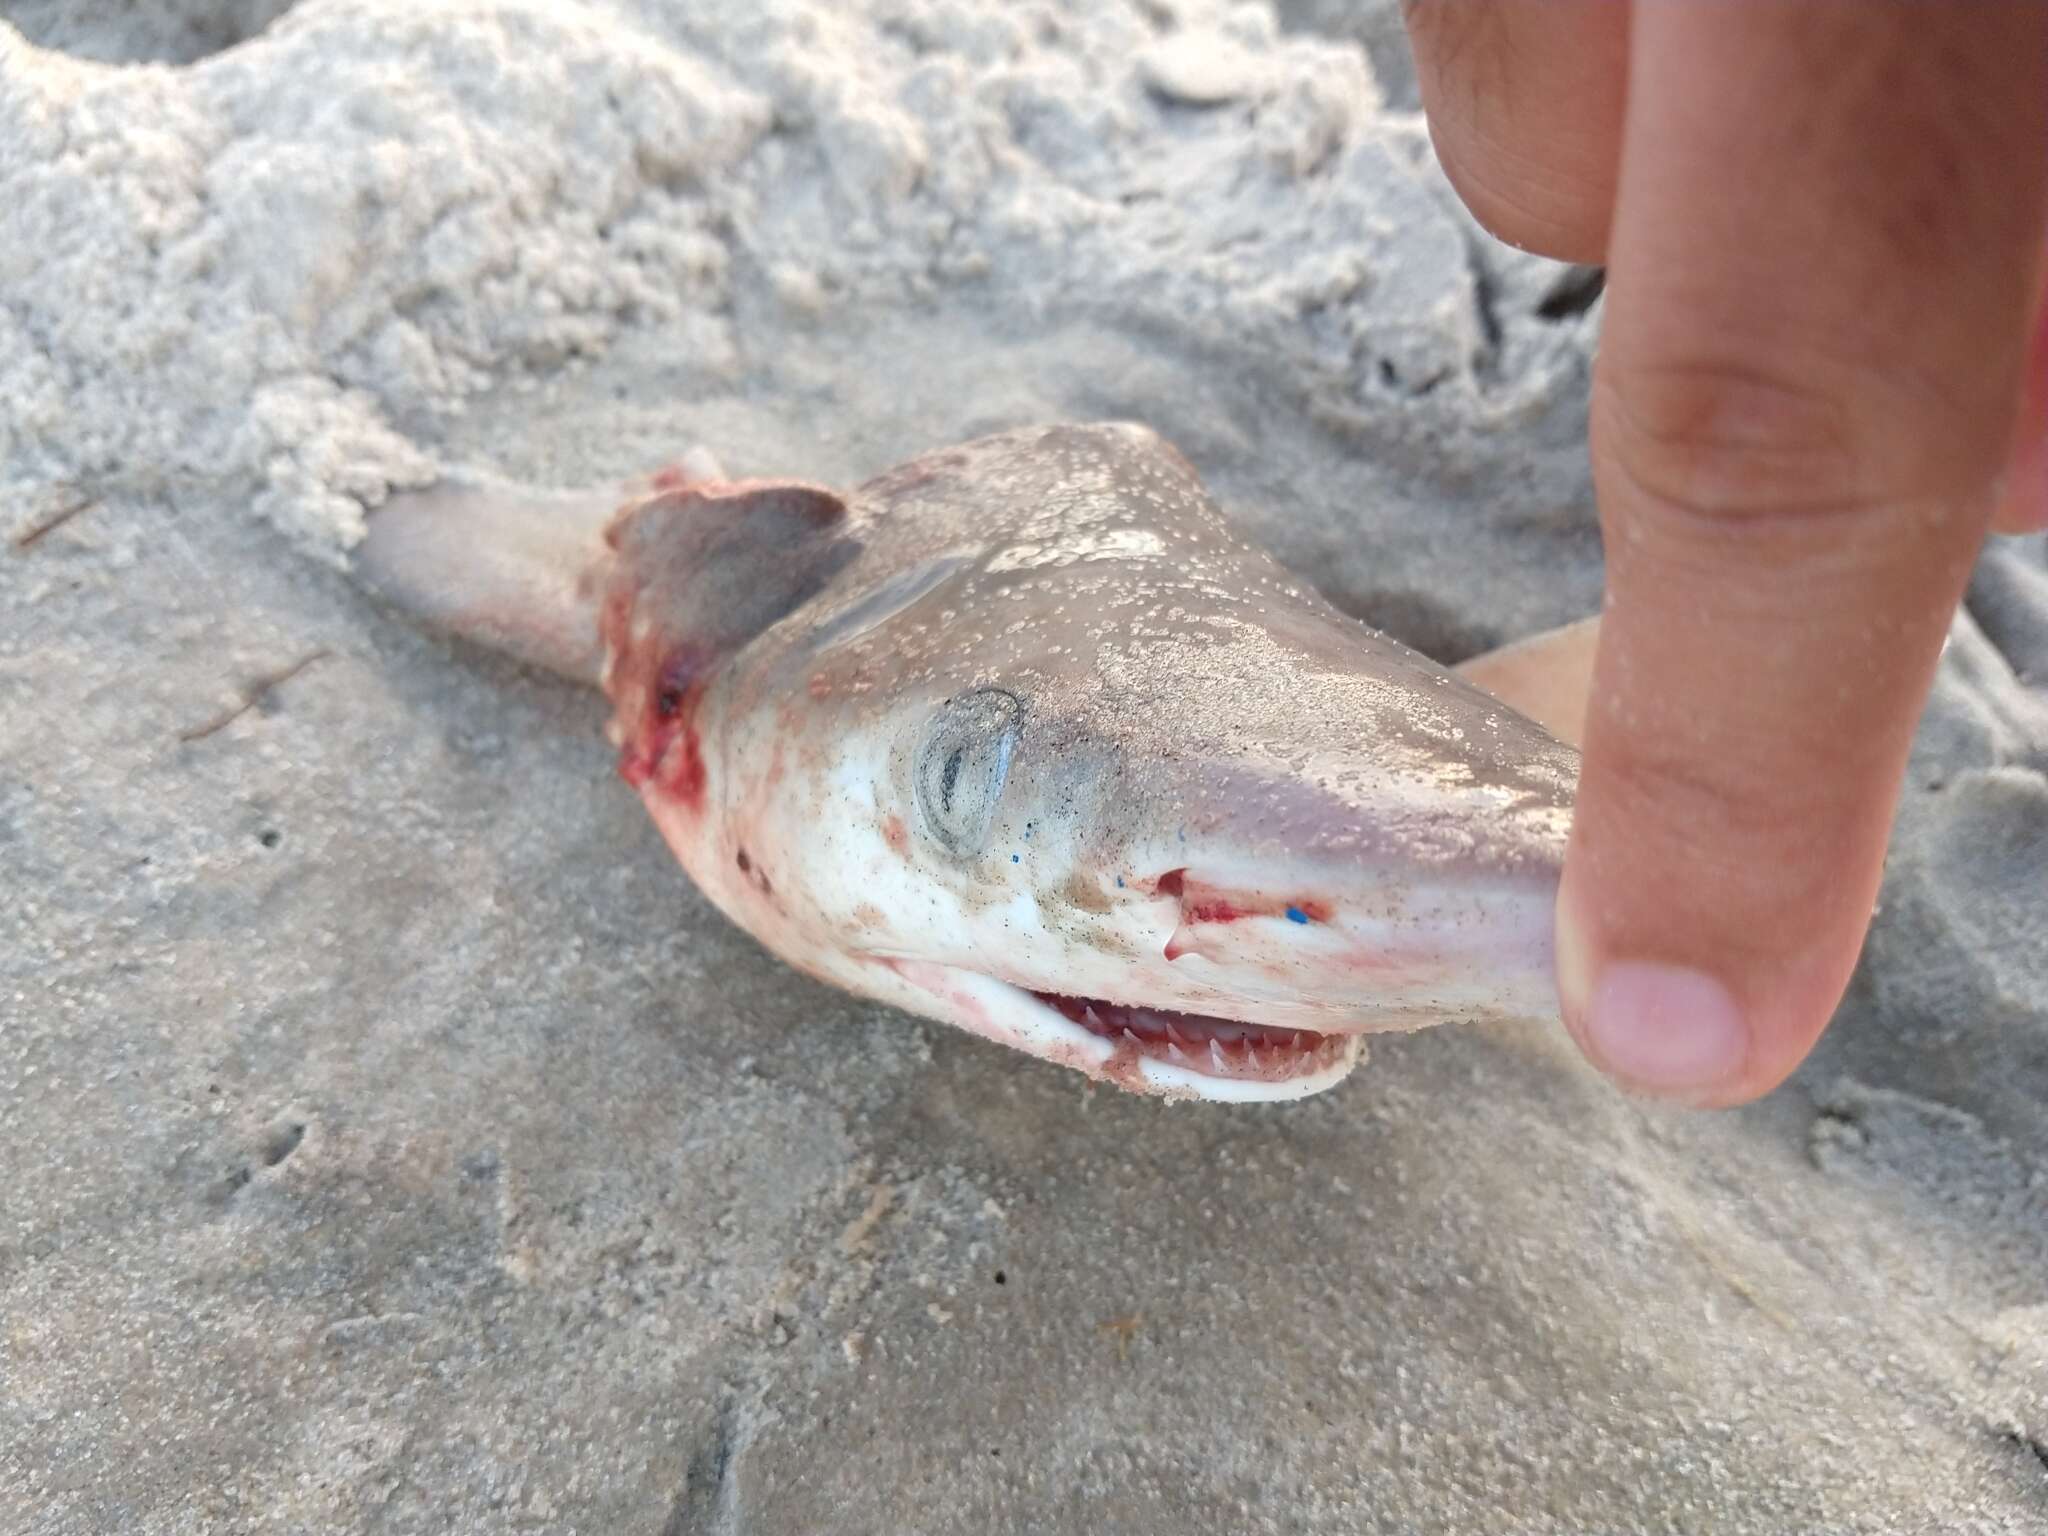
2, 1, 2045, 1530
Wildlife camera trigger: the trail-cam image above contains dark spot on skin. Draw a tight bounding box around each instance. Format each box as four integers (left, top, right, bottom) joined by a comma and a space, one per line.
940, 746, 965, 811
1063, 872, 1112, 913
735, 846, 773, 898
657, 683, 685, 719
257, 829, 280, 849
994, 1270, 1006, 1284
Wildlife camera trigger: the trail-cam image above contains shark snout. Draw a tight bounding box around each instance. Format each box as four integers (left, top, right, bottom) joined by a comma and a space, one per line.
1084, 851, 1563, 1035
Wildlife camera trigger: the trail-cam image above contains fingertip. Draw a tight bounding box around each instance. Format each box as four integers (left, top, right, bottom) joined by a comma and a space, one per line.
1555, 852, 1859, 1109
1541, 3, 2048, 1107
1402, 0, 1626, 265
1556, 879, 1745, 1106
1562, 968, 1749, 1115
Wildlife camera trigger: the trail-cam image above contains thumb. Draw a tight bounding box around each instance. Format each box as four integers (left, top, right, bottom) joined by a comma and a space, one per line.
1558, 2, 2048, 1105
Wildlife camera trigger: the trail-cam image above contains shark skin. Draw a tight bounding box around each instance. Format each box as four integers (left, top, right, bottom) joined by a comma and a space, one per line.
358, 422, 1589, 1103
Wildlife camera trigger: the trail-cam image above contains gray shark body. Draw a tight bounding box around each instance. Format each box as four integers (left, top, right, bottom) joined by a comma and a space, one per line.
361, 422, 1583, 1101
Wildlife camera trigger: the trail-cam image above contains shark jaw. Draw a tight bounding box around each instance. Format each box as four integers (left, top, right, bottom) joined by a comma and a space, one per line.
841, 849, 1564, 1103
636, 748, 1563, 1106
871, 958, 1366, 1103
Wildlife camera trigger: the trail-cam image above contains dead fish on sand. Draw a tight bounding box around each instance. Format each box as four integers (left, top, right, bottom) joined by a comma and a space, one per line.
358, 423, 1598, 1102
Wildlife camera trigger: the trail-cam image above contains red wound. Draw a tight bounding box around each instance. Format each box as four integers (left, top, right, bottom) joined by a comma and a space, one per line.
1151, 868, 1329, 927
615, 666, 708, 814
598, 472, 857, 822
666, 721, 707, 811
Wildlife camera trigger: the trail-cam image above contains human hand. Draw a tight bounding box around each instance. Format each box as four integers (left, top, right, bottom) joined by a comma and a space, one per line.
1402, 1, 2048, 1103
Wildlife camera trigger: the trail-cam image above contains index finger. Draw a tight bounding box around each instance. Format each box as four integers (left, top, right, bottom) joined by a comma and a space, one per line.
1560, 2, 2048, 1103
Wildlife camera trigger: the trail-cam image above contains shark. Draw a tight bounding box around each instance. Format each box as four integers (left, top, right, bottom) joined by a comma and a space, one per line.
357, 422, 1599, 1102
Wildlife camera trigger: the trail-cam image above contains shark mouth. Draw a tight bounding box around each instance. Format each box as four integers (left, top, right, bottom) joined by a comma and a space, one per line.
1031, 993, 1354, 1085
873, 958, 1364, 1102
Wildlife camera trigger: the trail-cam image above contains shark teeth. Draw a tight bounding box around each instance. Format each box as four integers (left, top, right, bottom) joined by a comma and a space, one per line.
1026, 989, 1336, 1083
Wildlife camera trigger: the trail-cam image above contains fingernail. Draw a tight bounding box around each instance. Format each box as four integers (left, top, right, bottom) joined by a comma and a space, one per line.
1579, 961, 1749, 1100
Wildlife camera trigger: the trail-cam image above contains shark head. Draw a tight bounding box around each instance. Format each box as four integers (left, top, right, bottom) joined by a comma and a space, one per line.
598, 423, 1575, 1102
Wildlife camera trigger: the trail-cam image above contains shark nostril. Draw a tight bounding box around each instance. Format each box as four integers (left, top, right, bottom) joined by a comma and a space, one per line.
1153, 869, 1194, 961
1151, 867, 1330, 924
1154, 869, 1334, 960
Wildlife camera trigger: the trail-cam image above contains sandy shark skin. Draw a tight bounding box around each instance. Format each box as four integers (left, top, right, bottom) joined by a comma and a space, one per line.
359, 422, 1586, 1102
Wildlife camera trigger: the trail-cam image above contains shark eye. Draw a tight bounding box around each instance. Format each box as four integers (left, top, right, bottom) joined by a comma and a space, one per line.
915, 688, 1021, 858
